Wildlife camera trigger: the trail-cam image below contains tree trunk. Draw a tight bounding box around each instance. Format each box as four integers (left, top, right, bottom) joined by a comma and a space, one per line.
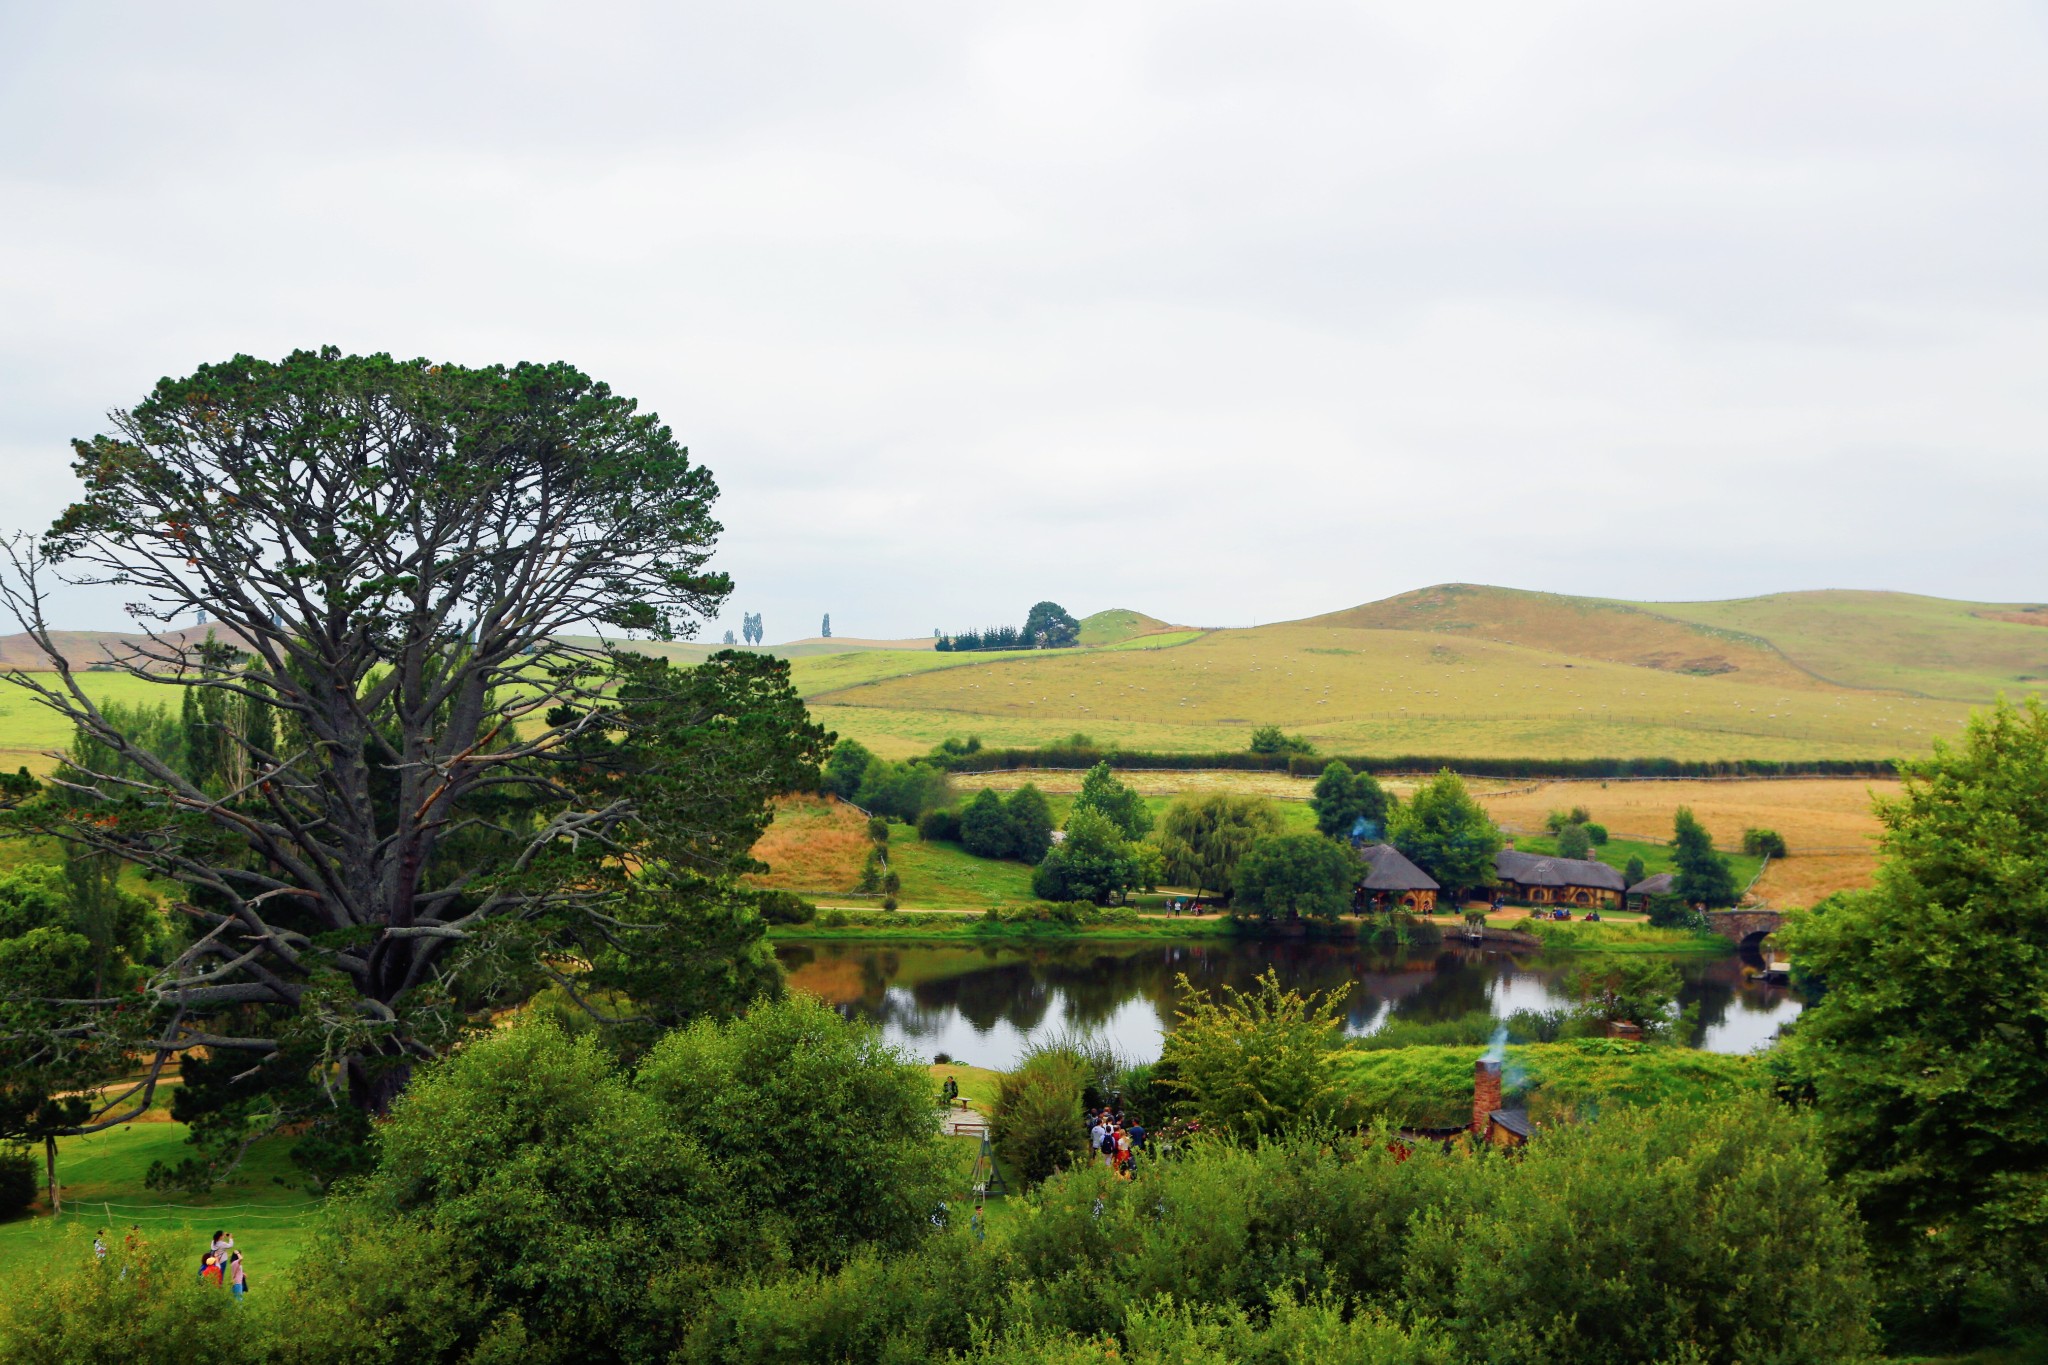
346, 1055, 415, 1117
43, 1134, 59, 1215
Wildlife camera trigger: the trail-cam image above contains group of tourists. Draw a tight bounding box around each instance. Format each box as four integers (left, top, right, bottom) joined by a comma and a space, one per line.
1088, 1106, 1147, 1179
199, 1230, 248, 1298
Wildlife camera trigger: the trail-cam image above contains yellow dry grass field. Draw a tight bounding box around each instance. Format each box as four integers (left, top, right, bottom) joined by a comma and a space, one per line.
743, 795, 870, 893
1476, 778, 1896, 908
806, 623, 1972, 762
950, 768, 1526, 803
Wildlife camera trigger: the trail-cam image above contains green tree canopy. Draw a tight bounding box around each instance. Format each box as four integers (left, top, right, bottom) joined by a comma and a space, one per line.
1248, 725, 1315, 756
1389, 770, 1502, 897
1005, 784, 1055, 863
1031, 807, 1139, 905
1309, 760, 1393, 839
1072, 760, 1151, 840
1233, 833, 1356, 923
1780, 697, 2048, 1341
1160, 968, 1354, 1139
1624, 853, 1648, 885
958, 788, 1019, 859
1555, 822, 1593, 860
1670, 807, 1738, 906
1155, 793, 1285, 901
1021, 600, 1080, 649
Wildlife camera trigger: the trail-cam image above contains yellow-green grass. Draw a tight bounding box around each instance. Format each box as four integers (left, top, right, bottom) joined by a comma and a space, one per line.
1638, 590, 2048, 703
0, 1117, 320, 1277
1335, 1040, 1759, 1129
1078, 609, 1175, 647
887, 826, 1040, 908
807, 622, 1970, 761
925, 1062, 1004, 1112
0, 671, 174, 774
1506, 920, 1731, 953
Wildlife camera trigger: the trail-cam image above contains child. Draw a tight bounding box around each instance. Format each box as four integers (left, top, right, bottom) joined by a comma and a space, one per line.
230, 1250, 247, 1300
200, 1253, 222, 1287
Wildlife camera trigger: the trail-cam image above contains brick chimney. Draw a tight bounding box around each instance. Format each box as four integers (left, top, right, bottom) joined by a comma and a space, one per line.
1472, 1059, 1502, 1135
1503, 839, 1515, 851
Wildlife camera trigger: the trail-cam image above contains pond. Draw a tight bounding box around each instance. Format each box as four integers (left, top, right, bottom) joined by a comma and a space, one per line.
775, 938, 1804, 1071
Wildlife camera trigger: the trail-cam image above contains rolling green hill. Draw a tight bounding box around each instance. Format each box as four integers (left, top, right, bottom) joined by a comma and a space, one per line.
1078, 608, 1177, 647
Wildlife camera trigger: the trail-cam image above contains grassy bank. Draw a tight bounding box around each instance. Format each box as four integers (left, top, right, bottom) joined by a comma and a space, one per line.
1507, 919, 1730, 953
772, 909, 1239, 941
1336, 1039, 1759, 1129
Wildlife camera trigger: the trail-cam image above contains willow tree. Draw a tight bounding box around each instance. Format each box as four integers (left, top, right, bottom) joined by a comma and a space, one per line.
0, 349, 822, 1151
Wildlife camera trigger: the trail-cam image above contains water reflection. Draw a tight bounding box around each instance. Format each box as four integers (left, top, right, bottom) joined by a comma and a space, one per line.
776, 939, 1802, 1070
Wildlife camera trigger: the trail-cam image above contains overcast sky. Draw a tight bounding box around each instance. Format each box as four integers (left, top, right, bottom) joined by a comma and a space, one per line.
2, 2, 2043, 641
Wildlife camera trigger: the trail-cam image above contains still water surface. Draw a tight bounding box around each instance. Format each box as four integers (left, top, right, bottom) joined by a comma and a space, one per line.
777, 939, 1803, 1070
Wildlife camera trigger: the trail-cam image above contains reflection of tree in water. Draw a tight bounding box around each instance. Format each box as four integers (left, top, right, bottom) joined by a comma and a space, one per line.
775, 939, 1805, 1056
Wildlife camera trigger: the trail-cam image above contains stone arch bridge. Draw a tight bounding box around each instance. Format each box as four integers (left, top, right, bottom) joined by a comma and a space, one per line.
1705, 909, 1785, 948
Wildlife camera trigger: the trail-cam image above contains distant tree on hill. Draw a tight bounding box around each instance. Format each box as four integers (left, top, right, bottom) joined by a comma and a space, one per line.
723, 630, 736, 645
1389, 770, 1502, 898
1071, 761, 1151, 840
1556, 823, 1594, 860
1248, 725, 1316, 757
1741, 827, 1788, 858
821, 613, 831, 638
1624, 854, 1648, 885
821, 739, 876, 801
1234, 833, 1356, 923
1671, 807, 1738, 906
1023, 601, 1080, 649
1032, 807, 1139, 905
1310, 761, 1392, 839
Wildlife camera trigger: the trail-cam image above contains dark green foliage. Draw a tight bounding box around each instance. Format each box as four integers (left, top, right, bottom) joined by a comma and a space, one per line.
1032, 808, 1140, 905
639, 995, 950, 1268
1006, 784, 1056, 863
1741, 826, 1788, 857
1390, 770, 1503, 895
959, 788, 1019, 858
1022, 600, 1081, 648
1544, 805, 1593, 833
1155, 793, 1285, 900
1248, 724, 1315, 756
822, 613, 831, 638
1643, 893, 1707, 930
1779, 696, 2048, 1348
1623, 854, 1647, 885
752, 890, 816, 926
1310, 760, 1393, 839
1232, 833, 1356, 923
916, 807, 961, 842
928, 746, 1898, 780
0, 1228, 257, 1361
1567, 957, 1681, 1037
865, 815, 890, 844
1671, 806, 1738, 906
1583, 821, 1608, 845
0, 1145, 33, 1218
1072, 761, 1152, 839
1407, 1096, 1875, 1365
993, 1047, 1097, 1185
822, 738, 876, 800
851, 755, 951, 822
1554, 822, 1593, 860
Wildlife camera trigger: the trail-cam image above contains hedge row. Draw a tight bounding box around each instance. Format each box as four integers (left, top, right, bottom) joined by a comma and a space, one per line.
927, 746, 1898, 780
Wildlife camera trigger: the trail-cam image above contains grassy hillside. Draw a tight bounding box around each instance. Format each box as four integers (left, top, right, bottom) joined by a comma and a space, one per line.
1078, 608, 1174, 647
807, 621, 1971, 760
1636, 590, 2048, 701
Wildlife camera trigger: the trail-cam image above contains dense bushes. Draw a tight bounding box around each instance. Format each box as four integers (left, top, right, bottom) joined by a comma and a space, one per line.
928, 746, 1899, 780
0, 1146, 34, 1219
1742, 826, 1789, 857
752, 889, 816, 925
675, 1100, 1870, 1365
1337, 1039, 1757, 1129
993, 1043, 1112, 1185
819, 738, 951, 821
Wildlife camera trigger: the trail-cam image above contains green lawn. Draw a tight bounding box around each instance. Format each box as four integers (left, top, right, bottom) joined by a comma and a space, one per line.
1336, 1039, 1759, 1129
887, 826, 1040, 908
0, 1117, 324, 1278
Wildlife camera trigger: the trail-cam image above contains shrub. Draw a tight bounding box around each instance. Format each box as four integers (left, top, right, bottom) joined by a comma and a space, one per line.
1005, 784, 1056, 863
1161, 969, 1354, 1139
865, 815, 890, 844
0, 1146, 33, 1220
753, 890, 816, 925
1644, 893, 1708, 930
1407, 1096, 1876, 1365
0, 1228, 255, 1362
993, 1047, 1097, 1185
1554, 823, 1593, 860
1583, 821, 1608, 845
1741, 826, 1788, 858
916, 807, 961, 842
1248, 725, 1315, 756
855, 847, 884, 893
1623, 854, 1647, 885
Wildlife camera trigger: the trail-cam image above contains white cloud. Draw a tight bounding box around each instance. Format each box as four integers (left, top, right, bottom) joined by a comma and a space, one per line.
0, 0, 2043, 638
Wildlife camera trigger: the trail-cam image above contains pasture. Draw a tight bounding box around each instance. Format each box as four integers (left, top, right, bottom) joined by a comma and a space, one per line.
805, 621, 1974, 761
